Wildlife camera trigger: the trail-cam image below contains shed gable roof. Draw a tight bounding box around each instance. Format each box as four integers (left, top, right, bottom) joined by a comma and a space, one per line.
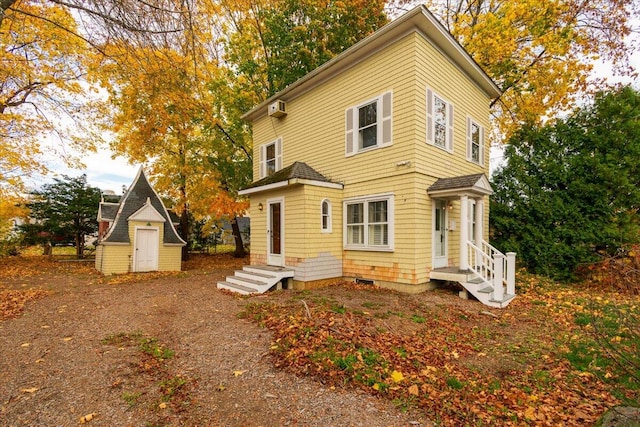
242, 5, 500, 122
101, 168, 186, 246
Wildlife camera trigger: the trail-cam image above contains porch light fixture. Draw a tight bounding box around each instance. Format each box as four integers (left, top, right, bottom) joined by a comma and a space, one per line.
258, 202, 264, 211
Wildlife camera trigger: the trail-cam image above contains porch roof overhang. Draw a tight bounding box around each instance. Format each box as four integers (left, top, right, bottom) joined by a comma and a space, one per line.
427, 173, 493, 199
238, 161, 343, 196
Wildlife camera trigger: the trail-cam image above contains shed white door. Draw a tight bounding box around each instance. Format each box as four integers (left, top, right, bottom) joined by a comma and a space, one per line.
267, 199, 284, 266
433, 200, 448, 268
135, 228, 159, 272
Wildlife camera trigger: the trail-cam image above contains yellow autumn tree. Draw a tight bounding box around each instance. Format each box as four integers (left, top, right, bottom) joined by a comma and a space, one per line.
0, 1, 96, 196
0, 0, 187, 197
97, 0, 253, 257
419, 0, 639, 139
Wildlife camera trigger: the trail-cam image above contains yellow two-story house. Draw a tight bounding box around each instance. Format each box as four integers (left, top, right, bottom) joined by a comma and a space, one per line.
219, 6, 516, 308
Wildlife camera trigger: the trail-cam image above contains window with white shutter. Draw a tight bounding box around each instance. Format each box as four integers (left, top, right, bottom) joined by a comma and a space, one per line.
426, 88, 454, 153
259, 137, 283, 178
466, 117, 484, 165
345, 91, 392, 157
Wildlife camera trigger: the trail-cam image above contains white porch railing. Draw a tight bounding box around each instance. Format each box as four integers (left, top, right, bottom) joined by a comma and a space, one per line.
467, 240, 516, 299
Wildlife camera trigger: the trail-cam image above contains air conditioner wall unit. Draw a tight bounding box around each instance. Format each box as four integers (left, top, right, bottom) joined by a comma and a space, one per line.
268, 100, 287, 118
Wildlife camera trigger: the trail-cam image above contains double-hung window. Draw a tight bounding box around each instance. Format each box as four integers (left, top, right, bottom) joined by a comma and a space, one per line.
345, 91, 393, 156
426, 88, 454, 152
344, 194, 394, 251
259, 137, 282, 178
466, 117, 484, 165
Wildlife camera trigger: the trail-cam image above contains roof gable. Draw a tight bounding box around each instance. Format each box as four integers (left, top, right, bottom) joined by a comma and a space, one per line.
101, 167, 186, 246
427, 173, 493, 198
243, 5, 500, 122
128, 198, 166, 223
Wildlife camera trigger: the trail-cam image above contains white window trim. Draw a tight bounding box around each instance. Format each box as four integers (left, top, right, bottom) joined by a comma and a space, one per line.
426, 88, 454, 153
343, 193, 394, 251
345, 91, 393, 157
321, 199, 332, 233
466, 116, 484, 166
259, 137, 283, 179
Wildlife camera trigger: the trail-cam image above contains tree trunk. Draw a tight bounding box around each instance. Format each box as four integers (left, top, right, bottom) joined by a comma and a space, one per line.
76, 233, 84, 259
180, 209, 189, 261
231, 217, 246, 258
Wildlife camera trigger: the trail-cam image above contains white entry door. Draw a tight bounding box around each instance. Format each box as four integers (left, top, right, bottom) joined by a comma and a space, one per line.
134, 228, 159, 272
433, 200, 448, 268
267, 198, 284, 266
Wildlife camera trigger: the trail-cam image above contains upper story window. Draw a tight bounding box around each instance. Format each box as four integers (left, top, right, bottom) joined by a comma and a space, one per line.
321, 199, 332, 233
426, 88, 454, 152
259, 137, 282, 179
344, 193, 394, 251
466, 117, 484, 165
345, 91, 393, 156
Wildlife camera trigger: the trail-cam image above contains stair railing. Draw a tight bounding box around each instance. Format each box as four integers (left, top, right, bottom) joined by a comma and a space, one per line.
467, 240, 517, 299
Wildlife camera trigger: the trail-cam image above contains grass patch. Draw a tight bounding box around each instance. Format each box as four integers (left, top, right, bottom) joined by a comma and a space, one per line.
122, 391, 142, 407
139, 337, 175, 360
159, 376, 187, 401
445, 376, 464, 390
411, 314, 426, 324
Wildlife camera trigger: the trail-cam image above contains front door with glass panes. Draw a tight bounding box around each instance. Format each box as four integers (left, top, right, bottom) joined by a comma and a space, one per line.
433, 200, 448, 268
267, 198, 284, 266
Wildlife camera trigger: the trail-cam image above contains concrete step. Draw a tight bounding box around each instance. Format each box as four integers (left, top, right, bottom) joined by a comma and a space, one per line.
217, 281, 258, 295
227, 275, 267, 287
235, 270, 276, 281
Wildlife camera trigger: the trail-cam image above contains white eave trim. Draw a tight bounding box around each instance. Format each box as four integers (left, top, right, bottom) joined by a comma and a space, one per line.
289, 178, 343, 189
238, 181, 289, 196
428, 185, 493, 198
239, 178, 343, 196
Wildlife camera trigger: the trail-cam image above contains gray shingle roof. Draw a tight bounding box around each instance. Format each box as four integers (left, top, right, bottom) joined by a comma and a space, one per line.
102, 168, 185, 245
244, 161, 332, 189
428, 173, 486, 192
98, 202, 119, 221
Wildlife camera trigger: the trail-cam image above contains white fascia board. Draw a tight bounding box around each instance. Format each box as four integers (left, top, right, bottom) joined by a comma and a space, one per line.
238, 181, 289, 196
289, 178, 343, 189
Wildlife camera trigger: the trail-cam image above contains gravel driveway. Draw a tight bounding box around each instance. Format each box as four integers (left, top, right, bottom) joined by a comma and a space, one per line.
0, 256, 427, 426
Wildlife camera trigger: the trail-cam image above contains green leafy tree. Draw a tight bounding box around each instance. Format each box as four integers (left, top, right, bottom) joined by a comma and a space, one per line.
27, 175, 102, 258
490, 86, 640, 280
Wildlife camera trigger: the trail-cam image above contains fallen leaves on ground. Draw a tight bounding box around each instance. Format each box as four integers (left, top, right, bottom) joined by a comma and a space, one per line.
240, 279, 632, 426
0, 289, 49, 320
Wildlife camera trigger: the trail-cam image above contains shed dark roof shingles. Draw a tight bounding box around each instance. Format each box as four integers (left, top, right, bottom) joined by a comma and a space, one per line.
102, 169, 184, 245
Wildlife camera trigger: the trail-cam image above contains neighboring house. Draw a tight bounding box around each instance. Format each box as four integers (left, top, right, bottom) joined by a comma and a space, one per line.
219, 217, 250, 246
218, 6, 516, 308
95, 168, 186, 274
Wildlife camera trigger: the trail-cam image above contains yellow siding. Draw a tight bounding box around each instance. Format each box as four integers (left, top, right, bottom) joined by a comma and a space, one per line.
247, 30, 494, 289
249, 185, 343, 281
96, 244, 131, 274
413, 33, 492, 179
96, 220, 183, 274
252, 34, 418, 187
159, 246, 182, 271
